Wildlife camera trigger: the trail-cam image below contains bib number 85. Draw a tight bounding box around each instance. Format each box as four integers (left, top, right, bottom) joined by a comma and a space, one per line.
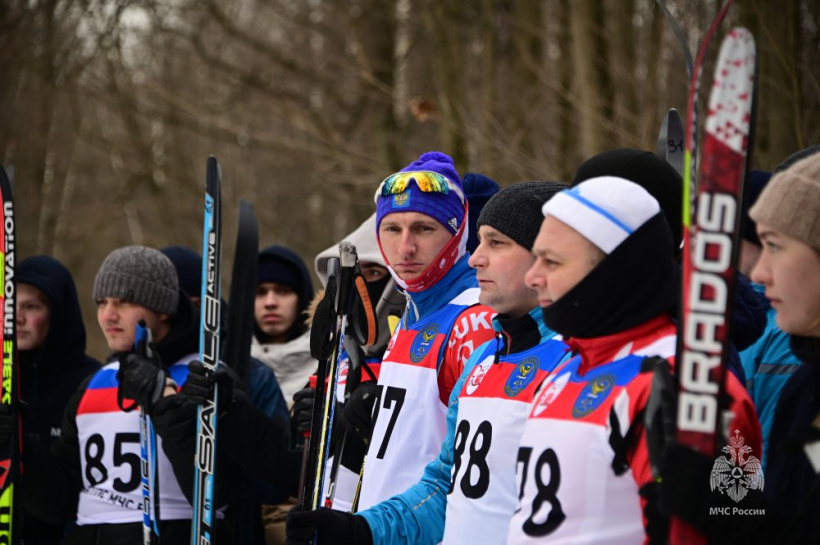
84, 432, 141, 492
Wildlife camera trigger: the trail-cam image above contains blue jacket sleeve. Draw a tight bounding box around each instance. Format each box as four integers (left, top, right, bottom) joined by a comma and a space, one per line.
247, 356, 290, 428
359, 343, 489, 545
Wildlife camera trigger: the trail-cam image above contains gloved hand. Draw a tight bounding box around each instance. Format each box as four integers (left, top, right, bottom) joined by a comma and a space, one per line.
292, 387, 316, 435
0, 404, 14, 445
180, 360, 237, 408
340, 381, 379, 444
117, 352, 168, 413
644, 356, 677, 478
285, 506, 373, 545
658, 443, 716, 533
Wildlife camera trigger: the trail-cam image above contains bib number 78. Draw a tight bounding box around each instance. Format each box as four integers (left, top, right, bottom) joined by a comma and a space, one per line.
516, 446, 565, 537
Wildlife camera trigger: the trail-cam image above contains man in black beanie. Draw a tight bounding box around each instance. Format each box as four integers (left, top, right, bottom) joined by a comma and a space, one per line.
287, 181, 570, 545
573, 147, 684, 253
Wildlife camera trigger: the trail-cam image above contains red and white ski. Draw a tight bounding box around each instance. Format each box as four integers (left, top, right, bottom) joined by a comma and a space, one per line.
675, 26, 756, 544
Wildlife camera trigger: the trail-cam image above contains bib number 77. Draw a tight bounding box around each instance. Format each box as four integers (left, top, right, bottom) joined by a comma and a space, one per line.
371, 385, 406, 459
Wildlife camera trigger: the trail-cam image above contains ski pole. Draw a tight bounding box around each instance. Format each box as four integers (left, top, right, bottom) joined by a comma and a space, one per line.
134, 321, 160, 544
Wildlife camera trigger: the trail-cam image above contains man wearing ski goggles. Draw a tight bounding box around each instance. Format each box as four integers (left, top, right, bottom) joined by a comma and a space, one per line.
288, 151, 496, 545
375, 170, 466, 204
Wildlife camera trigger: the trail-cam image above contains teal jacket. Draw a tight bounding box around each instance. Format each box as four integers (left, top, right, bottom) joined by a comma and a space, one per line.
360, 307, 567, 544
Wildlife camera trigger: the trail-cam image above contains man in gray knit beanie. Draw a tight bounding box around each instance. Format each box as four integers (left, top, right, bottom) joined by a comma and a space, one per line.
94, 245, 180, 353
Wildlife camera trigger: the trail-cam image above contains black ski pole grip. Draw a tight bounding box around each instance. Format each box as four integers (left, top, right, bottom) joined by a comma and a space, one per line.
336, 241, 357, 316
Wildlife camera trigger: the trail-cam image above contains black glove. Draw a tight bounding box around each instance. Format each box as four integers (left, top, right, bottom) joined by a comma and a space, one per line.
0, 404, 14, 445
180, 360, 237, 408
285, 506, 373, 545
117, 353, 168, 413
644, 357, 677, 478
658, 443, 717, 532
340, 381, 378, 444
292, 387, 316, 435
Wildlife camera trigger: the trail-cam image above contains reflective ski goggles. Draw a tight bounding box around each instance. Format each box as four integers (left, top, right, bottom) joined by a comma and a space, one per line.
375, 171, 465, 203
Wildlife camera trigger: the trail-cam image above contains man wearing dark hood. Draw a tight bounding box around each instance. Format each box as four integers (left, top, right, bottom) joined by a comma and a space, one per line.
251, 245, 317, 409
15, 255, 101, 543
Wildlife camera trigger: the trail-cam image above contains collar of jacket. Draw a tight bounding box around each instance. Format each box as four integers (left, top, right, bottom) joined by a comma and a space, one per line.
493, 306, 558, 356
402, 255, 477, 328
564, 314, 675, 376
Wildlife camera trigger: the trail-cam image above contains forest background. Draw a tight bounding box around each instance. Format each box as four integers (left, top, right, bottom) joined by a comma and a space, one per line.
1, 0, 817, 357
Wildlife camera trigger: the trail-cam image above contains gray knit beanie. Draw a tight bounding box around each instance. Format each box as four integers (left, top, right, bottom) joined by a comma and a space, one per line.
476, 181, 570, 250
750, 152, 820, 251
93, 246, 180, 316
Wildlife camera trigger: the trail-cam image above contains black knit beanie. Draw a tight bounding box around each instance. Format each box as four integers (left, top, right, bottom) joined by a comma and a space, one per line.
476, 181, 569, 250
573, 148, 683, 252
93, 246, 179, 316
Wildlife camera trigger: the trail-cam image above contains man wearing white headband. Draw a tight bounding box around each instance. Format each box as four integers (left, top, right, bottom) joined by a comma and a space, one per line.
507, 177, 762, 544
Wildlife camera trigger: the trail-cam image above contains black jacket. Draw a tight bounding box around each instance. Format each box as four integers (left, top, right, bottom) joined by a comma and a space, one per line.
17, 255, 101, 543
21, 293, 241, 544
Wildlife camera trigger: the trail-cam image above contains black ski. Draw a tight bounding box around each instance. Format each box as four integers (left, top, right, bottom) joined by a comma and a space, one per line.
223, 200, 258, 384
657, 108, 685, 175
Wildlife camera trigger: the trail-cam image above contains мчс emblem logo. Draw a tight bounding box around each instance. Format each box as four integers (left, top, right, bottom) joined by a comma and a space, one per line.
571, 373, 616, 418
710, 430, 764, 503
410, 323, 439, 363
504, 356, 538, 397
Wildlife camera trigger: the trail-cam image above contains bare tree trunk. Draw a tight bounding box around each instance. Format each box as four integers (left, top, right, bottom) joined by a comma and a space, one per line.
739, 0, 801, 169
569, 0, 612, 157
608, 0, 639, 142
554, 0, 576, 179
429, 0, 467, 165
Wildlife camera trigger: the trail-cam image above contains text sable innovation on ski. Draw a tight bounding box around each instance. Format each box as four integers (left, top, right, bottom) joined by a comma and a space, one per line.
192, 156, 222, 545
0, 165, 19, 545
675, 27, 756, 545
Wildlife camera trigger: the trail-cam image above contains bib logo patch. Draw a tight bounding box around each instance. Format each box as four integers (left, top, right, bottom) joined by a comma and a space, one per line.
504, 356, 538, 398
572, 373, 616, 418
532, 371, 571, 417
410, 323, 439, 363
465, 355, 495, 395
392, 190, 411, 208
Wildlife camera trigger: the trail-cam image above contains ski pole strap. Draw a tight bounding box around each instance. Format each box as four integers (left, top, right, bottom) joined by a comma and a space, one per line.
351, 272, 377, 347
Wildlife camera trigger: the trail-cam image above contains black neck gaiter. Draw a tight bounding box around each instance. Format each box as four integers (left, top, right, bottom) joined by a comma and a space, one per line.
542, 213, 679, 339
496, 312, 543, 355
